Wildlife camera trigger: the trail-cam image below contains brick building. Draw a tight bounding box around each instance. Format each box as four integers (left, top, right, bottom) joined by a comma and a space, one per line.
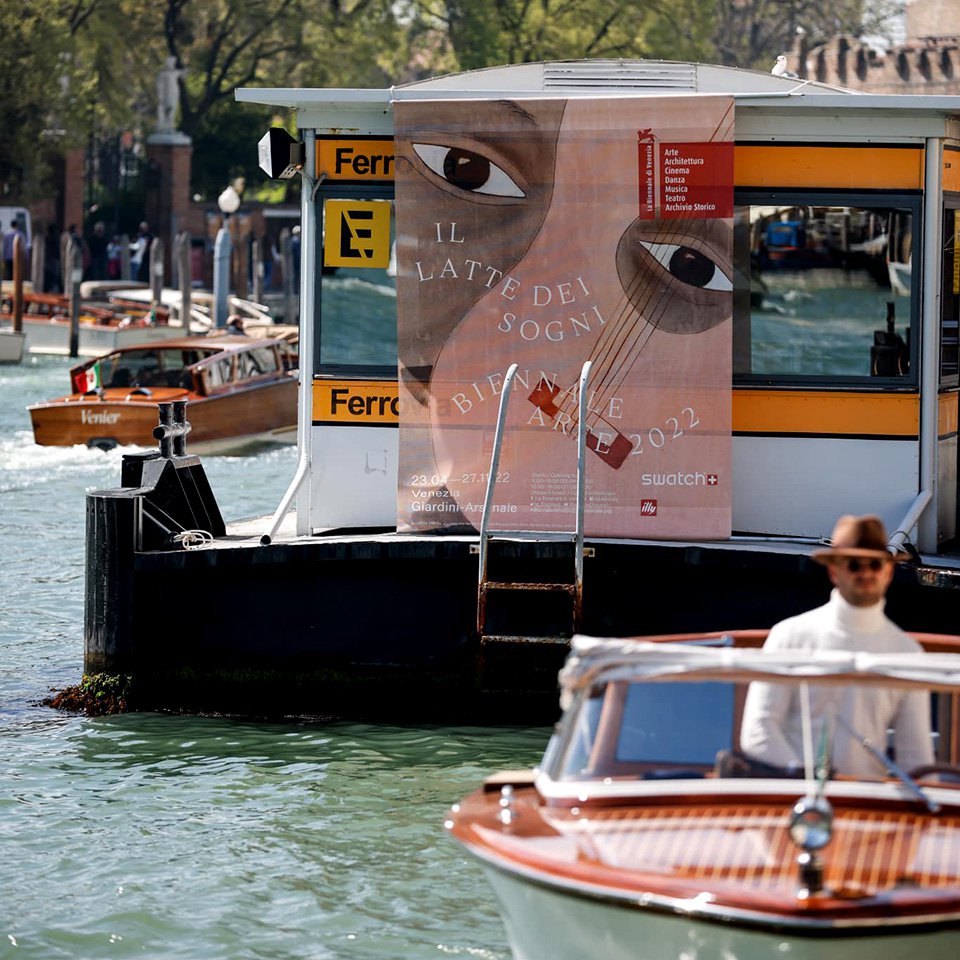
787, 0, 960, 94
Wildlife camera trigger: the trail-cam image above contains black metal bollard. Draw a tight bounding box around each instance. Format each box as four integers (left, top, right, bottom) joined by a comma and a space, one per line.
153, 400, 191, 457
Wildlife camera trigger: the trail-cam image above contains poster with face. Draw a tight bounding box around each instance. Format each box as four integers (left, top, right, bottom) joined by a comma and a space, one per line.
394, 95, 734, 539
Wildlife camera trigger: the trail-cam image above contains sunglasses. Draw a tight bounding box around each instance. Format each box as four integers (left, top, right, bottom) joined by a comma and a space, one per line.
839, 557, 887, 573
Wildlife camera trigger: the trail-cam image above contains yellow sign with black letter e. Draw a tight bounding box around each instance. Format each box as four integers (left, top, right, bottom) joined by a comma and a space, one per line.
323, 200, 391, 269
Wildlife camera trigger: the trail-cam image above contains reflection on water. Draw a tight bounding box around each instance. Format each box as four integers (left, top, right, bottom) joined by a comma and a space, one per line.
320, 263, 398, 368
751, 276, 903, 377
740, 203, 913, 379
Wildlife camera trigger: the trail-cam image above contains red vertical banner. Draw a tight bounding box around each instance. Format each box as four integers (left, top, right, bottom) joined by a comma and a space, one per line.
393, 96, 735, 539
638, 131, 657, 219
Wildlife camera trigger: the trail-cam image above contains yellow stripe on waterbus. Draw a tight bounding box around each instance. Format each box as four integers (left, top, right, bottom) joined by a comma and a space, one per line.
735, 144, 924, 190
312, 379, 399, 426
733, 390, 919, 438
945, 143, 960, 194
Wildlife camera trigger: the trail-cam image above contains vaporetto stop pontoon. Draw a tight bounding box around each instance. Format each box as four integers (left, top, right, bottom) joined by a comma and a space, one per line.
79, 58, 960, 721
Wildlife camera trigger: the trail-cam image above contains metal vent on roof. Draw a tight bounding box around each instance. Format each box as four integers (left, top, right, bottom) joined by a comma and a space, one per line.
543, 61, 697, 91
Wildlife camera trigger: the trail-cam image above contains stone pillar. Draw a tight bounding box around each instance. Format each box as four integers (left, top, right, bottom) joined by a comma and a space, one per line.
62, 147, 85, 238
145, 133, 193, 280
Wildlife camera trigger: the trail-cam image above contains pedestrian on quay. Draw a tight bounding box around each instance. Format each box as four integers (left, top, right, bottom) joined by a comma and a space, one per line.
130, 221, 153, 283
43, 224, 61, 292
86, 221, 109, 281
2, 218, 28, 281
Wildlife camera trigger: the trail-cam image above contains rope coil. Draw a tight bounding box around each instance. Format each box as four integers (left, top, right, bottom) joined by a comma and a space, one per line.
172, 529, 213, 550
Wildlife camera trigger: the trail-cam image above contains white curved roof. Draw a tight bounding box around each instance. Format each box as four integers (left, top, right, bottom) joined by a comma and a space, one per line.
237, 58, 960, 135
399, 58, 850, 95
559, 636, 960, 694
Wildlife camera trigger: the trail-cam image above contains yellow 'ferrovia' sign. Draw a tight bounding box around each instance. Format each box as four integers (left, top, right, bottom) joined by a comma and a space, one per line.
323, 200, 391, 269
316, 136, 394, 181
313, 379, 399, 426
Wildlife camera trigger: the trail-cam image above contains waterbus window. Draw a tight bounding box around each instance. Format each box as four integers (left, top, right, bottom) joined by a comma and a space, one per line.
734, 203, 914, 381
317, 196, 397, 371
941, 207, 960, 385
615, 681, 735, 766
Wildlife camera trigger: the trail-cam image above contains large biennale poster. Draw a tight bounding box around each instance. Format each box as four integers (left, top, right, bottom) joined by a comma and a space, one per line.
394, 96, 734, 539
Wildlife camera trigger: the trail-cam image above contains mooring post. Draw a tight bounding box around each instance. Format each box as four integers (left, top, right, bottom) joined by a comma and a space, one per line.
30, 228, 44, 292
153, 401, 191, 458
12, 234, 24, 333
68, 238, 82, 358
84, 489, 141, 674
176, 231, 192, 336
119, 233, 131, 281
150, 236, 164, 304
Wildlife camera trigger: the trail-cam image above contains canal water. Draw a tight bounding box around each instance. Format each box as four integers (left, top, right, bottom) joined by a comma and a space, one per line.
0, 355, 548, 959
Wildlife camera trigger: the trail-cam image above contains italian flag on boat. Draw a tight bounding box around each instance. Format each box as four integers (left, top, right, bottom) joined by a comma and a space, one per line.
74, 363, 101, 394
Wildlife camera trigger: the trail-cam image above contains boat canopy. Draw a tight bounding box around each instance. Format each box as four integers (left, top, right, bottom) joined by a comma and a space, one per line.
560, 636, 960, 699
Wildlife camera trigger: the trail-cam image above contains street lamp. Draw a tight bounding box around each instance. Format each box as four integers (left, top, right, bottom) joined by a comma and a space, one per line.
212, 183, 241, 328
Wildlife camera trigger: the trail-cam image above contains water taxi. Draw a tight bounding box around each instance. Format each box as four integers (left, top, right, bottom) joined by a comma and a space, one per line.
72, 58, 960, 720
0, 288, 176, 357
29, 335, 298, 453
447, 633, 960, 959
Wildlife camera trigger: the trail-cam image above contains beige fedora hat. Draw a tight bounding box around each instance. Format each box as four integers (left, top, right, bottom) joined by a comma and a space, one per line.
811, 514, 910, 565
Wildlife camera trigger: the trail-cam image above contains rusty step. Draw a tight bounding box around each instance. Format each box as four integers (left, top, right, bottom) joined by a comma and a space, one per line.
480, 581, 576, 594
478, 633, 572, 694
480, 634, 571, 647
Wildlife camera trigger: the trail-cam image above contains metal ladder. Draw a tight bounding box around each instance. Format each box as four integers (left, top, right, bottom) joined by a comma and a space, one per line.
472, 360, 594, 686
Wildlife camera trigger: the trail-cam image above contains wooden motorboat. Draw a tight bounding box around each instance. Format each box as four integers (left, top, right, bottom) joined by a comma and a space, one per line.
28, 335, 298, 453
447, 631, 960, 960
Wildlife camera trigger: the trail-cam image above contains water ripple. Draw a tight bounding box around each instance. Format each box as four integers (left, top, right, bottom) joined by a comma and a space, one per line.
0, 355, 544, 958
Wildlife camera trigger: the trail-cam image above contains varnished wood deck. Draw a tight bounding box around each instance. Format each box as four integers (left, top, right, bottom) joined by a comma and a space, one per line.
569, 803, 960, 893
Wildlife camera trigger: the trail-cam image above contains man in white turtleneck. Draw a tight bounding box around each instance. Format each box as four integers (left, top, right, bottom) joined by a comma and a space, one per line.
739, 514, 934, 778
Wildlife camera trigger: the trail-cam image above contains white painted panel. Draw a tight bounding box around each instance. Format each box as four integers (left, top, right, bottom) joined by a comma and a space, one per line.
732, 435, 919, 539
309, 425, 398, 528
307, 429, 925, 536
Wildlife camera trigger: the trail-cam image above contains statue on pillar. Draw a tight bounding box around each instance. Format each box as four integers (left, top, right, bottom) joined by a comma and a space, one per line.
156, 57, 186, 134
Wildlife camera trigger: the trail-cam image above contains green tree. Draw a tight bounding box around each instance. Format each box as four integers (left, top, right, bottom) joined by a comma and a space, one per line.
152, 0, 407, 195
6, 0, 909, 213
0, 2, 103, 199
408, 0, 719, 71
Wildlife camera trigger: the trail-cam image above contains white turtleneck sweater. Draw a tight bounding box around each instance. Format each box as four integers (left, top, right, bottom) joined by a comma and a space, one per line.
739, 589, 934, 777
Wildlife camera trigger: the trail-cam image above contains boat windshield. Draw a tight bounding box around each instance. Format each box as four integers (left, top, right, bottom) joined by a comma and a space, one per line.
552, 679, 738, 781
547, 674, 953, 787
93, 348, 205, 390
